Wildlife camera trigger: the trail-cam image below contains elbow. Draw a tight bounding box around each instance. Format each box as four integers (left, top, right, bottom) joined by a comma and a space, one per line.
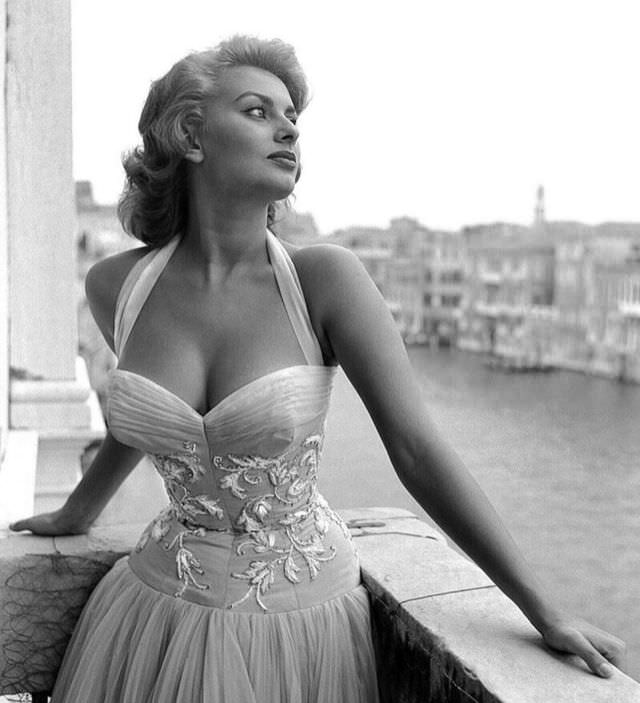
386, 427, 447, 511
389, 433, 427, 492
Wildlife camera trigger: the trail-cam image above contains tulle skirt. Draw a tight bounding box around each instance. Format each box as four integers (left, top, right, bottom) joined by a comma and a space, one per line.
51, 557, 379, 702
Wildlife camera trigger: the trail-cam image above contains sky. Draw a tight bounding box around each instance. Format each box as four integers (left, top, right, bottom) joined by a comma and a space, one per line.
71, 0, 640, 235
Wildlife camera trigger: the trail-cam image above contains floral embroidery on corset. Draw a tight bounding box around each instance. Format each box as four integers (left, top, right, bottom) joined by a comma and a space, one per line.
212, 434, 351, 611
135, 440, 224, 598
149, 440, 225, 525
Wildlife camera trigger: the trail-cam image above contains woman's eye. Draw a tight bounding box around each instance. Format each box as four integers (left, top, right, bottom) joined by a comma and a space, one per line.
247, 106, 266, 118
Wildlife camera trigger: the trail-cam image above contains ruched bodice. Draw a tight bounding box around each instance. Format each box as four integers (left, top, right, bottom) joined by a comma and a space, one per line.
108, 364, 335, 458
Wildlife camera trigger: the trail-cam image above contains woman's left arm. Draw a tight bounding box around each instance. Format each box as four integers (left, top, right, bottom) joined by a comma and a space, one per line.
295, 244, 625, 677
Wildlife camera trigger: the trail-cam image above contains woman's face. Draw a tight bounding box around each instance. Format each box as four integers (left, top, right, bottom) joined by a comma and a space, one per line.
193, 65, 300, 203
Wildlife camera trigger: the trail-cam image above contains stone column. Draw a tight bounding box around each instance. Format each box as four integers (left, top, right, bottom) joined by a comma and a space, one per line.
4, 0, 103, 516
0, 0, 8, 459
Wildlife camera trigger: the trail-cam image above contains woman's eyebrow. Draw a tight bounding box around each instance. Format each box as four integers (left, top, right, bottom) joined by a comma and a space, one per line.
234, 91, 296, 114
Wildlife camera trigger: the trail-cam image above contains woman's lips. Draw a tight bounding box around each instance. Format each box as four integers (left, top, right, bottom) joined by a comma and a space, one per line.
268, 152, 297, 170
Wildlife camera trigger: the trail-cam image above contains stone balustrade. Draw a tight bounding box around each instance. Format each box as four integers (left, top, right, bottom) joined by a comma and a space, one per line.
1, 507, 638, 702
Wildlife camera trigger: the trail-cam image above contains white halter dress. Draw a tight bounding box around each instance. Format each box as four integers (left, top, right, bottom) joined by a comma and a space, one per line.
51, 231, 379, 703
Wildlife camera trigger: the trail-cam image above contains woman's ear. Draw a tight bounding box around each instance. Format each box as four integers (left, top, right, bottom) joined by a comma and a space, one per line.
183, 126, 204, 164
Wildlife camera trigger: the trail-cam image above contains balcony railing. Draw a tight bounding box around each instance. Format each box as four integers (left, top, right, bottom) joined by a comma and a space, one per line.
1, 507, 638, 702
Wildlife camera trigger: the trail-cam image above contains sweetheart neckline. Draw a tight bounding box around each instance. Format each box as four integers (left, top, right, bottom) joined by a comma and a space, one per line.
109, 365, 336, 421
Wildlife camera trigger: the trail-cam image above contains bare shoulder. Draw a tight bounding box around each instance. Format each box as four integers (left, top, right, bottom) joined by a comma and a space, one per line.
283, 241, 370, 304
283, 239, 361, 268
280, 241, 373, 365
85, 245, 151, 308
85, 245, 151, 351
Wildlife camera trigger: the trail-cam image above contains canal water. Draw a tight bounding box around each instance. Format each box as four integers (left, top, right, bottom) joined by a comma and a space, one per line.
319, 347, 640, 680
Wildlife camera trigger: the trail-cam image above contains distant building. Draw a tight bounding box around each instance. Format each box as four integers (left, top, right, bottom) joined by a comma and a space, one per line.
457, 223, 554, 353
589, 257, 640, 381
422, 230, 465, 346
383, 218, 432, 339
550, 231, 636, 367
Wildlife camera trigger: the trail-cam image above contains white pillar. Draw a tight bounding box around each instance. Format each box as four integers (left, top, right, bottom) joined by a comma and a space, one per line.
7, 0, 77, 379
5, 0, 104, 516
0, 0, 9, 461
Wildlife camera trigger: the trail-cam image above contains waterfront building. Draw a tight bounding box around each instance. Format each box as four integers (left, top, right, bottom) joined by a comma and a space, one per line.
549, 229, 637, 369
457, 223, 554, 355
589, 256, 640, 382
422, 230, 465, 346
384, 218, 433, 339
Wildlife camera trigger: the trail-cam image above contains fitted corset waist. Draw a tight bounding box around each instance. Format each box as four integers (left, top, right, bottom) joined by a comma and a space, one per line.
126, 426, 357, 611
129, 494, 360, 613
145, 488, 338, 534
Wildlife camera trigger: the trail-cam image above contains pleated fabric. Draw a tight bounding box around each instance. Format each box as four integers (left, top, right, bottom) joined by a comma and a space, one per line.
52, 559, 378, 703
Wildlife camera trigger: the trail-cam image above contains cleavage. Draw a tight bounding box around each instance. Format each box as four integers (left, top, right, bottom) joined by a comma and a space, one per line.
118, 309, 307, 416
116, 246, 310, 414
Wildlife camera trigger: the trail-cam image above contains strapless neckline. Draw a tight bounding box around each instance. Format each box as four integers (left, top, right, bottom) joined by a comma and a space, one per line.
109, 365, 336, 422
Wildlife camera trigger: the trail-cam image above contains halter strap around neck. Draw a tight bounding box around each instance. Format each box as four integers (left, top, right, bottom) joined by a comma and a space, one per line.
266, 231, 324, 365
113, 231, 324, 366
113, 237, 180, 358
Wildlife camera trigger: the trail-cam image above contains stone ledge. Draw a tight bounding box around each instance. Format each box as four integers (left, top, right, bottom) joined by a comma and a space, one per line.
351, 507, 640, 703
0, 508, 638, 701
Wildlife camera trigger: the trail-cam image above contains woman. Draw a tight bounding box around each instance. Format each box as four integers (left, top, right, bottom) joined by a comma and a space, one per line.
10, 35, 624, 701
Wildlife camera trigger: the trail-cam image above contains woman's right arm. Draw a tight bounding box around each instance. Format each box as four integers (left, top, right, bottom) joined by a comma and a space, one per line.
10, 247, 150, 536
9, 432, 144, 535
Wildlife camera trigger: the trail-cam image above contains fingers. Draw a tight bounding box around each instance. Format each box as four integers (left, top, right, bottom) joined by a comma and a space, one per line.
9, 515, 54, 535
587, 631, 627, 671
8, 511, 86, 536
564, 630, 620, 678
544, 621, 627, 678
8, 519, 31, 532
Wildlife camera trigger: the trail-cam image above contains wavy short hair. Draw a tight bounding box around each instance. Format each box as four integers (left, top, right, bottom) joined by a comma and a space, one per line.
118, 35, 309, 248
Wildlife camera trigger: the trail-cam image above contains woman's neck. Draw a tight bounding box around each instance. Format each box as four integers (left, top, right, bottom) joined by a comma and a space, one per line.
181, 182, 271, 278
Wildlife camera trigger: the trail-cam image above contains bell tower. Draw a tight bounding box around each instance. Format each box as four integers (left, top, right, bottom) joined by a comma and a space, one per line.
534, 185, 545, 227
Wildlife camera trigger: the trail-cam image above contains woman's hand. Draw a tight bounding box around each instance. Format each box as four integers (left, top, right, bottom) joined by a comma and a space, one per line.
540, 615, 626, 678
7, 431, 144, 539
9, 507, 90, 536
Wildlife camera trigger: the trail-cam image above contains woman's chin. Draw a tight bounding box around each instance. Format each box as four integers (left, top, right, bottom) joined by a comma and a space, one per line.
262, 179, 297, 203
227, 174, 296, 206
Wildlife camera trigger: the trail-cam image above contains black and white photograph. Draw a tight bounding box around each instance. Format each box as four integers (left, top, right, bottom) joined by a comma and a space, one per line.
0, 1, 639, 701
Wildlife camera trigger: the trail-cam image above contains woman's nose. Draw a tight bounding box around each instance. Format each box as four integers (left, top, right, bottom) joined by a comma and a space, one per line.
275, 118, 299, 144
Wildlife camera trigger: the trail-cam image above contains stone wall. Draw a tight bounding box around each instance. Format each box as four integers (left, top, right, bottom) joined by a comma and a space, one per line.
1, 508, 638, 701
